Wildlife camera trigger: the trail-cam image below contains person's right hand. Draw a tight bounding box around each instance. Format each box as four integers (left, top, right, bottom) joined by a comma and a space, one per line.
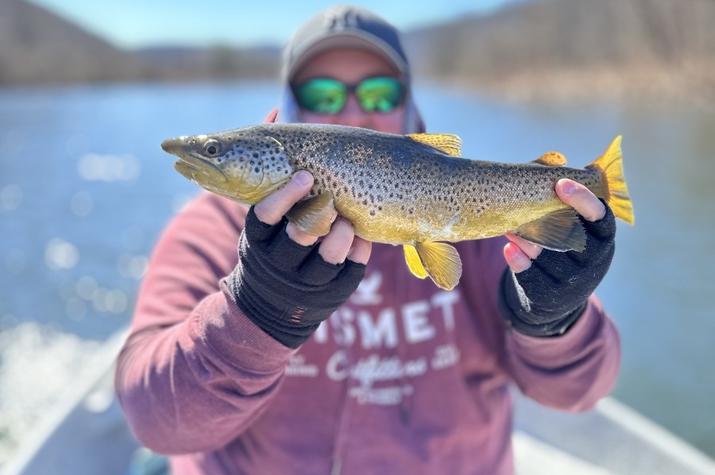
226, 169, 372, 348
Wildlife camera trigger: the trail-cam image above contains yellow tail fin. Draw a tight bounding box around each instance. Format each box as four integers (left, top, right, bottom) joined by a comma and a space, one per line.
587, 136, 635, 225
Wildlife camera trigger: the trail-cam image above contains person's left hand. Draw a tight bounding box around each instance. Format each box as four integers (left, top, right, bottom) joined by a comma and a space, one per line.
499, 178, 616, 337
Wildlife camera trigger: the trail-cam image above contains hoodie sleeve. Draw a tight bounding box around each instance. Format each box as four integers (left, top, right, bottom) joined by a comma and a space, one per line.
114, 193, 296, 454
467, 237, 621, 412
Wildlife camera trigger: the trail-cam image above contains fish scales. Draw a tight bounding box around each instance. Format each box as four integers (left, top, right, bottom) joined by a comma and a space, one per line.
266, 124, 604, 244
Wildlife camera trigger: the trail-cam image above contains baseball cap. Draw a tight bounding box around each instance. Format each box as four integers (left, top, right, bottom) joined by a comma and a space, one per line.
281, 5, 411, 82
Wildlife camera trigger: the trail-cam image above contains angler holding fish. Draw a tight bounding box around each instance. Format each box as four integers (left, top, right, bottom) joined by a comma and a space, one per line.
117, 6, 626, 475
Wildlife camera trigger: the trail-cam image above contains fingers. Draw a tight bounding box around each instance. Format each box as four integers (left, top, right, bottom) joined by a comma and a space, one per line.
253, 164, 370, 271
263, 108, 279, 123
347, 236, 372, 265
503, 232, 542, 273
505, 233, 542, 259
318, 218, 355, 265
286, 221, 320, 246
503, 242, 532, 273
316, 221, 372, 266
299, 219, 370, 284
581, 202, 616, 240
555, 179, 606, 222
254, 171, 313, 225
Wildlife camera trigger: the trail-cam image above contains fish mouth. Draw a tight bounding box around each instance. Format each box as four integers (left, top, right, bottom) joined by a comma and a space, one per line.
178, 154, 227, 183
161, 138, 227, 183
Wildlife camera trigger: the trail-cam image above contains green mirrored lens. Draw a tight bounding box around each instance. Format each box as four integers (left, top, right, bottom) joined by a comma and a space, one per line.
295, 78, 347, 114
356, 77, 404, 113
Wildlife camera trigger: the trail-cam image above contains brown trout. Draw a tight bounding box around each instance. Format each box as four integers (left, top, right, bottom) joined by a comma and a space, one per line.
161, 123, 634, 290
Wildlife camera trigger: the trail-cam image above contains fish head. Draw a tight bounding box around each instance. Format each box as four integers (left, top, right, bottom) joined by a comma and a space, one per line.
161, 128, 293, 204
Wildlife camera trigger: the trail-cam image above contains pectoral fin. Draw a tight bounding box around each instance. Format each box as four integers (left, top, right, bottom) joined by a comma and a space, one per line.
286, 193, 337, 236
515, 208, 586, 252
533, 151, 567, 166
406, 242, 462, 291
407, 133, 462, 157
403, 244, 428, 279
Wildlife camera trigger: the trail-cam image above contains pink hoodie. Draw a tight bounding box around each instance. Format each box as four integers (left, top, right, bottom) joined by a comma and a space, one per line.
115, 191, 620, 475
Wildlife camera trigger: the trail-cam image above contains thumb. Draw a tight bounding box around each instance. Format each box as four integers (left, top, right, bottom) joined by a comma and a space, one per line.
264, 109, 279, 124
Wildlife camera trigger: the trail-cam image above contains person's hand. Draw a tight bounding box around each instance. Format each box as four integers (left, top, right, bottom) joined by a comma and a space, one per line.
263, 108, 279, 123
225, 110, 372, 348
499, 179, 616, 337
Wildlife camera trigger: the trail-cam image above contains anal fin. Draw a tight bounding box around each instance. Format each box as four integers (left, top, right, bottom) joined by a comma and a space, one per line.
514, 208, 586, 252
286, 193, 337, 236
403, 244, 428, 279
410, 242, 463, 291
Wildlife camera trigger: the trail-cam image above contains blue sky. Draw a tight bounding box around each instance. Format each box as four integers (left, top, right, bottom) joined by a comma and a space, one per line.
30, 0, 515, 48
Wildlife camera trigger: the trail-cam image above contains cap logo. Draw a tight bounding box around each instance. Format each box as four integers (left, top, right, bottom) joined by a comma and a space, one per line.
325, 7, 359, 32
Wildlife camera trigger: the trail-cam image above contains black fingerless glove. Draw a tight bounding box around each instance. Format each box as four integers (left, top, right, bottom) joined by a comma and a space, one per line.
500, 202, 616, 337
226, 207, 366, 348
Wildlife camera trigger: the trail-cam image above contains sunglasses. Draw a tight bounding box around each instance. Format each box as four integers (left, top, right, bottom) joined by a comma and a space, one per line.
291, 76, 406, 115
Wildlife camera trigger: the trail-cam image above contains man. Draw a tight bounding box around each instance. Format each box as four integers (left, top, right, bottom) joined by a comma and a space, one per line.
116, 6, 620, 474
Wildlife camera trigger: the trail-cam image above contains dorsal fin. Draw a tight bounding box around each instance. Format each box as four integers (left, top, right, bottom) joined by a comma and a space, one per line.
407, 133, 462, 157
533, 151, 567, 166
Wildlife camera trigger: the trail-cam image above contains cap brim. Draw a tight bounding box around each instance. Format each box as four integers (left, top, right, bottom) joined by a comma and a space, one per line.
284, 32, 409, 82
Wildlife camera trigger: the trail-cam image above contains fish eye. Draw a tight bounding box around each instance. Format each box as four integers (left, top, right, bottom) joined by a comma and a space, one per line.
203, 139, 221, 156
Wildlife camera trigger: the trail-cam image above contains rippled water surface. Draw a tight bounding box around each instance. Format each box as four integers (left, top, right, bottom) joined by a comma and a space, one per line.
0, 82, 713, 462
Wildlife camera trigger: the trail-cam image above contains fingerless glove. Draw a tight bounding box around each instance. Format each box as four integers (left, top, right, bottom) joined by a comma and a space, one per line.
226, 207, 366, 348
500, 202, 616, 337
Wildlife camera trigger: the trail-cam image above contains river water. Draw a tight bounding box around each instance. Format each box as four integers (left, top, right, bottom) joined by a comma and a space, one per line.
0, 81, 713, 463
